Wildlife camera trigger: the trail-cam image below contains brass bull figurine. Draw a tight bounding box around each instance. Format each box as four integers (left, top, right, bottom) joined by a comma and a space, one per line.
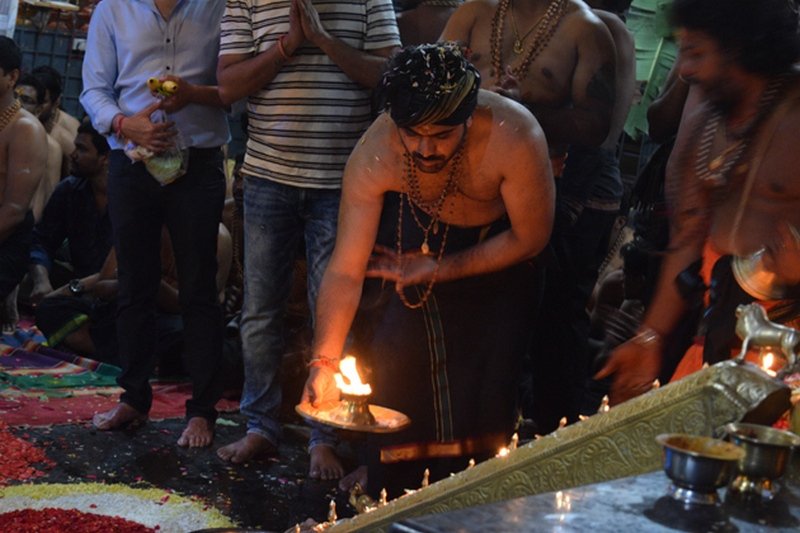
734, 303, 799, 375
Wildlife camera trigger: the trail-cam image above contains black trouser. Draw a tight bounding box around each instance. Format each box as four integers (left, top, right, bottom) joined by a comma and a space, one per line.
0, 211, 33, 299
107, 148, 225, 421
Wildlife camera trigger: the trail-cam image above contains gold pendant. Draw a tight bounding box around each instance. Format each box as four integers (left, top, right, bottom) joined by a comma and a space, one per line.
513, 39, 524, 55
421, 240, 430, 255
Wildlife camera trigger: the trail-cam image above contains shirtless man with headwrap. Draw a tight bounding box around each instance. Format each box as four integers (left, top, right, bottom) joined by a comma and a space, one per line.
301, 43, 554, 496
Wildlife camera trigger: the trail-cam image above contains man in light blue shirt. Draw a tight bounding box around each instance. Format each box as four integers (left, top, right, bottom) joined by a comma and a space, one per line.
80, 0, 230, 448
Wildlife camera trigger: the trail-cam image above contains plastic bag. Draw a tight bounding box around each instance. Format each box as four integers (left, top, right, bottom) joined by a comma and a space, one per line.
123, 78, 188, 186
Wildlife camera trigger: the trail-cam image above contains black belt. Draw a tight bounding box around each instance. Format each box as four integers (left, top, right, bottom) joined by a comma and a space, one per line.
188, 146, 222, 158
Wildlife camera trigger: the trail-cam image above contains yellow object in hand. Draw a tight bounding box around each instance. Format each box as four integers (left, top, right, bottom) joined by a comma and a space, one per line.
146, 77, 178, 97
160, 80, 178, 96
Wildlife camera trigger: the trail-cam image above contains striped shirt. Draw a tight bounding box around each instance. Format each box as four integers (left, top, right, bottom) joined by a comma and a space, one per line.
220, 0, 400, 189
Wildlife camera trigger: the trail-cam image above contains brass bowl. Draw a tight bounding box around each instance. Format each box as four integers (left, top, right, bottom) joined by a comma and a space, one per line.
722, 422, 800, 498
656, 433, 745, 505
732, 248, 790, 300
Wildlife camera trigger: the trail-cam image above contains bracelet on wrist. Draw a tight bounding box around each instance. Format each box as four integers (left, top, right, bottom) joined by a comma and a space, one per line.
113, 114, 126, 138
631, 326, 663, 347
307, 355, 339, 372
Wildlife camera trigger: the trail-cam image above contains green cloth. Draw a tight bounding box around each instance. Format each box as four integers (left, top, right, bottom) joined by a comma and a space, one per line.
624, 0, 678, 139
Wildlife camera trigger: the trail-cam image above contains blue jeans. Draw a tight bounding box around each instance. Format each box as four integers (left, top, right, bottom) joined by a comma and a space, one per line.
239, 177, 340, 446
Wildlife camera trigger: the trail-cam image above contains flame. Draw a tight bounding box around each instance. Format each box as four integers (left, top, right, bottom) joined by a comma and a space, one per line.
334, 355, 372, 395
761, 351, 777, 377
496, 447, 510, 458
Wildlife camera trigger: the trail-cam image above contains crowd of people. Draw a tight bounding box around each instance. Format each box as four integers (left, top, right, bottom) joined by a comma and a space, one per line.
0, 0, 798, 504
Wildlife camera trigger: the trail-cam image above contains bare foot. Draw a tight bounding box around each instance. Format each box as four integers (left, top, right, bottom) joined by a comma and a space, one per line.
216, 433, 275, 463
308, 445, 345, 480
338, 465, 367, 492
177, 417, 214, 448
92, 403, 147, 430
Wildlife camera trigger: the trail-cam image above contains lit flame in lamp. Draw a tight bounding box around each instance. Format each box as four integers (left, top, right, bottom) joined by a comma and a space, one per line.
761, 351, 777, 378
334, 356, 372, 396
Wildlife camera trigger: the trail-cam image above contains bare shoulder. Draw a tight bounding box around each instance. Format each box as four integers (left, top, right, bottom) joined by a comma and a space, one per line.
562, 0, 612, 40
478, 90, 541, 141
454, 0, 498, 18
345, 114, 398, 192
593, 9, 633, 44
442, 0, 498, 41
9, 110, 47, 148
56, 111, 80, 136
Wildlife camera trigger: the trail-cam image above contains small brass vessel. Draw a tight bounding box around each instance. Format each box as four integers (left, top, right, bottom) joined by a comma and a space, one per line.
656, 433, 745, 505
335, 392, 376, 427
722, 422, 800, 499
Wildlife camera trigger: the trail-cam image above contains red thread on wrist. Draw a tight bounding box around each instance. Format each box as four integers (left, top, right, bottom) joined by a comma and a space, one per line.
114, 115, 126, 137
307, 355, 339, 372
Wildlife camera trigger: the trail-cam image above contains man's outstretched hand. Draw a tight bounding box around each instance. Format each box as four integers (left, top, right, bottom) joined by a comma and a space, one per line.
595, 336, 662, 406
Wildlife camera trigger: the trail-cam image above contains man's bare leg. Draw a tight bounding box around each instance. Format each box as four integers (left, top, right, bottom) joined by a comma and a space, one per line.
217, 433, 275, 463
308, 444, 345, 480
338, 465, 367, 492
93, 402, 147, 430
177, 417, 214, 448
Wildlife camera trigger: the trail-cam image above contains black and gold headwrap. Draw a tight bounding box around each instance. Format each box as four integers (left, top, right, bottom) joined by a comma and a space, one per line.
378, 42, 481, 128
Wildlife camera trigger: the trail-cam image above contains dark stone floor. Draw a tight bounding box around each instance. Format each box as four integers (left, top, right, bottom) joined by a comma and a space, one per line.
10, 414, 357, 532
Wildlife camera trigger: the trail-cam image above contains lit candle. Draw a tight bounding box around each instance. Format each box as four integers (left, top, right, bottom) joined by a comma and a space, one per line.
761, 351, 778, 377
598, 395, 610, 413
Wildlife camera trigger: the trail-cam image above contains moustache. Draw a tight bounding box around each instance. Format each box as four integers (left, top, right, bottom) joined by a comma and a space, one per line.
412, 153, 445, 163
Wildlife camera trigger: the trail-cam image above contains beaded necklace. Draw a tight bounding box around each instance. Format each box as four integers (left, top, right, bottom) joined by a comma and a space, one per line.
0, 99, 21, 133
396, 137, 466, 309
694, 75, 787, 190
490, 0, 569, 83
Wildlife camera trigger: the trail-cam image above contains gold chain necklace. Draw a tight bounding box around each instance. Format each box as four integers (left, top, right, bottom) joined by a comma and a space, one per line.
490, 0, 568, 82
396, 142, 464, 309
403, 144, 464, 254
0, 100, 21, 133
509, 0, 547, 54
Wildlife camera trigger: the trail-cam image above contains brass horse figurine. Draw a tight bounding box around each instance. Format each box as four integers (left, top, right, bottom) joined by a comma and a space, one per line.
734, 303, 800, 374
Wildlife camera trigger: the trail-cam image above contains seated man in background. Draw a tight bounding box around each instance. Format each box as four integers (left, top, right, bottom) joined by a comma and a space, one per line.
36, 225, 232, 371
28, 122, 112, 306
15, 73, 63, 221
32, 65, 81, 177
